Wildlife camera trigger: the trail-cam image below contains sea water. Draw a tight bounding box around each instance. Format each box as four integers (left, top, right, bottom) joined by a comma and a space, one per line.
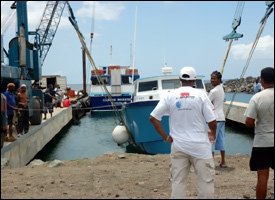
34, 91, 255, 161
34, 84, 255, 161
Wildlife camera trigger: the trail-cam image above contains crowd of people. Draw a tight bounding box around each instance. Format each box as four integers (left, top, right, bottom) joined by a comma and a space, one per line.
1, 83, 71, 148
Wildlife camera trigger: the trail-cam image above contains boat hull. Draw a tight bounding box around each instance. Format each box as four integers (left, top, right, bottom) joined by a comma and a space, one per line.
90, 95, 132, 111
122, 100, 171, 154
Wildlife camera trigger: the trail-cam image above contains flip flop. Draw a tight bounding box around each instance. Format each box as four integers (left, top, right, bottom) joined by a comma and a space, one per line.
219, 163, 228, 168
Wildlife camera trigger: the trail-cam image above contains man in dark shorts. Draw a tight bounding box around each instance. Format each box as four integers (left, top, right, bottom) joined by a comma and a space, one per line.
3, 83, 17, 142
245, 67, 274, 199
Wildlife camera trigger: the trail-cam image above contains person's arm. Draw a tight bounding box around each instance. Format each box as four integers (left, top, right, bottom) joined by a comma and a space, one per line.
245, 117, 255, 128
208, 120, 217, 143
149, 116, 173, 143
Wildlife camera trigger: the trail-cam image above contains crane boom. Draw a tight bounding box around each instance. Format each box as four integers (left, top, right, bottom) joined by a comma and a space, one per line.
36, 1, 67, 67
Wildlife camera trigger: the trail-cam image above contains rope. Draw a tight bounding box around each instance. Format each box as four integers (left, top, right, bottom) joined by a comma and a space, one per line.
6, 106, 95, 112
1, 8, 16, 35
67, 2, 125, 125
225, 4, 273, 118
220, 39, 233, 75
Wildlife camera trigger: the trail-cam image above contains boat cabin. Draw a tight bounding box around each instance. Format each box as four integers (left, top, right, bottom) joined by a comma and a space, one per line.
133, 75, 205, 102
90, 65, 140, 96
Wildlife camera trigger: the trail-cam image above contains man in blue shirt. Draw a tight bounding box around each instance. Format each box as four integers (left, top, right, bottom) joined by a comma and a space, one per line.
253, 79, 262, 93
3, 83, 17, 142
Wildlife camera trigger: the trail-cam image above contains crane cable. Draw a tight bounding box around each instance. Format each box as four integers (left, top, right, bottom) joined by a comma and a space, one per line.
225, 2, 274, 119
67, 2, 124, 125
1, 7, 16, 35
220, 1, 245, 75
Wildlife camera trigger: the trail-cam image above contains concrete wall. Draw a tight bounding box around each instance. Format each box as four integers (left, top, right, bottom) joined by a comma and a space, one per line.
224, 101, 248, 124
1, 107, 72, 168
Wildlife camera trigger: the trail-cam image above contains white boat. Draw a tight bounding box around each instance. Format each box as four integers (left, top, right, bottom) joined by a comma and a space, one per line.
118, 69, 206, 154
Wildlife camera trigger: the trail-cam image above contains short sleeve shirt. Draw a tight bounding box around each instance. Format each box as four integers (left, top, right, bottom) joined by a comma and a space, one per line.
150, 86, 216, 159
244, 88, 274, 147
3, 90, 16, 116
208, 84, 225, 121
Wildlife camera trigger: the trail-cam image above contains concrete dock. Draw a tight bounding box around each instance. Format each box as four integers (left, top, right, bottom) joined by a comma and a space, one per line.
1, 107, 72, 168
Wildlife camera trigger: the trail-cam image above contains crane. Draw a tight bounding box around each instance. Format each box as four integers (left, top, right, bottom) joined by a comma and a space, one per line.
1, 1, 66, 125
36, 1, 67, 67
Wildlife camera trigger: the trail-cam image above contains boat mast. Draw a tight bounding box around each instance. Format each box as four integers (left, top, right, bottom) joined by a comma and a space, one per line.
90, 1, 95, 53
131, 6, 137, 84
110, 45, 113, 65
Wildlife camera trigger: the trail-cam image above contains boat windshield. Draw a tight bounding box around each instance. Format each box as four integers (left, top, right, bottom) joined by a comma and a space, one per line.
162, 79, 181, 89
195, 79, 204, 89
138, 81, 158, 92
137, 78, 205, 92
91, 77, 110, 85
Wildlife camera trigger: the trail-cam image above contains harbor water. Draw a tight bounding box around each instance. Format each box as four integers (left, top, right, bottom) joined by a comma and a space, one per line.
34, 86, 255, 161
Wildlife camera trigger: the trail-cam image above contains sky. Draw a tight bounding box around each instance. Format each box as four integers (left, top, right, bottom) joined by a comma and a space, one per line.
1, 1, 274, 84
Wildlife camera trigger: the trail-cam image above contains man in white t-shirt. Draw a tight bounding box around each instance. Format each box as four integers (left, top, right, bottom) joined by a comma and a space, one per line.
208, 71, 227, 168
245, 67, 274, 199
150, 66, 217, 199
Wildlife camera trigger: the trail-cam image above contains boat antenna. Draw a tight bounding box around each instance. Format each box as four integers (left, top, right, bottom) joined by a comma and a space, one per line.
110, 45, 113, 65
132, 6, 137, 70
88, 1, 95, 92
130, 43, 133, 68
130, 6, 138, 101
90, 1, 95, 53
131, 6, 138, 84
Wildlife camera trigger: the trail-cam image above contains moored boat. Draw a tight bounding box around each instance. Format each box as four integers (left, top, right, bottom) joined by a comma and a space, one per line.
89, 64, 140, 111
120, 69, 206, 154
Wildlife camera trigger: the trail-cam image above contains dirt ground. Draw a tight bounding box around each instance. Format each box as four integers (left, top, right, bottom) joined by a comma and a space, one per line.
1, 153, 274, 199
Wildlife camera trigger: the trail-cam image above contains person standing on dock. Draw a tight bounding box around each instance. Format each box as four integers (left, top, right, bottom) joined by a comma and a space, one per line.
208, 70, 227, 168
244, 67, 274, 199
150, 66, 217, 199
16, 84, 30, 136
3, 83, 17, 142
54, 85, 64, 108
43, 84, 56, 120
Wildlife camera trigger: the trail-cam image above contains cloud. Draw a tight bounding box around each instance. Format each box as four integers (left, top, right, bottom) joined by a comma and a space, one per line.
27, 2, 48, 29
76, 1, 125, 21
231, 35, 274, 60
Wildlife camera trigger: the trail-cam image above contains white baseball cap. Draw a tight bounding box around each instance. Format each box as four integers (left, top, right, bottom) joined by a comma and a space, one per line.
20, 84, 27, 88
179, 66, 197, 80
